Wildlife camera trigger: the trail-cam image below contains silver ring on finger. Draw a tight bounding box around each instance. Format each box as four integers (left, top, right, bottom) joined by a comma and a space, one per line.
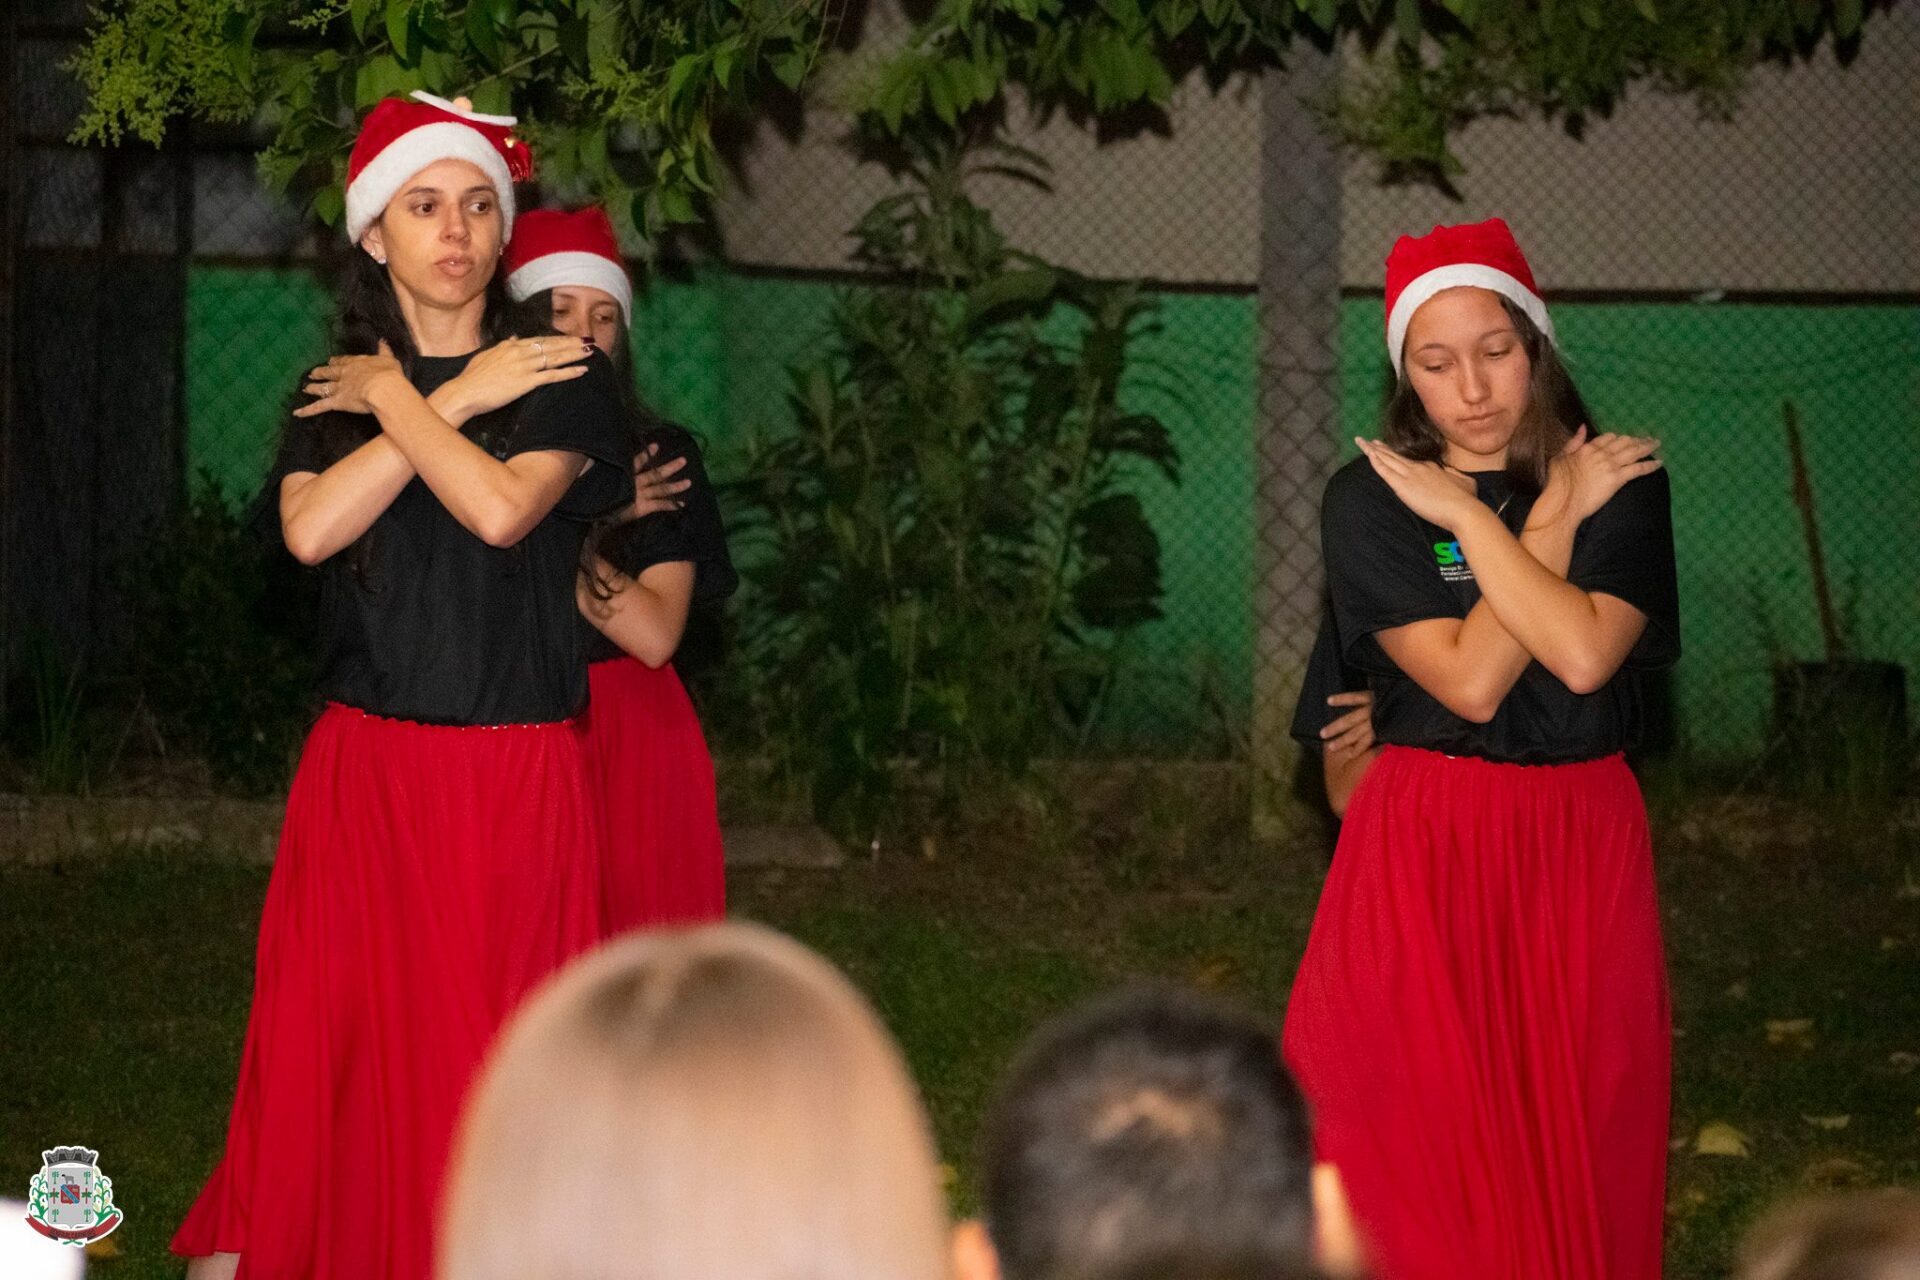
533, 339, 546, 371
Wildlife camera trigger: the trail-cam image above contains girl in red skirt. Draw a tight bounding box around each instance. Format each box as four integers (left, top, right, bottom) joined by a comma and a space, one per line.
172, 94, 633, 1280
503, 208, 738, 932
1281, 218, 1680, 1280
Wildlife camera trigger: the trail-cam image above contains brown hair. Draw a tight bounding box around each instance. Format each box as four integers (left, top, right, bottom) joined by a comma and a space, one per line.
1736, 1189, 1920, 1280
438, 922, 951, 1280
1382, 295, 1592, 496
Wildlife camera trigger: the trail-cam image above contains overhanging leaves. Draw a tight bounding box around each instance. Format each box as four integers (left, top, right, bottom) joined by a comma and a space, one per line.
68, 0, 837, 242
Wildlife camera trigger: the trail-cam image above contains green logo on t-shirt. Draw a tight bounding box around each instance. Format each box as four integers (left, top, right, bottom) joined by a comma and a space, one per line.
1433, 540, 1473, 582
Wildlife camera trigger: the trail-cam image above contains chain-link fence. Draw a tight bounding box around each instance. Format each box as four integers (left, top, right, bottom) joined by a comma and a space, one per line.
7, 0, 1917, 790
702, 13, 1920, 777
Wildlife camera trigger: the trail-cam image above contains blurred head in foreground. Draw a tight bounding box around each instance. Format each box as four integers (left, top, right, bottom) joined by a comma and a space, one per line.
439, 921, 951, 1280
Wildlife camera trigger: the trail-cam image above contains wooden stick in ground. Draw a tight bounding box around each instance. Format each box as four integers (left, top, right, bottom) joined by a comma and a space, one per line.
1782, 397, 1844, 662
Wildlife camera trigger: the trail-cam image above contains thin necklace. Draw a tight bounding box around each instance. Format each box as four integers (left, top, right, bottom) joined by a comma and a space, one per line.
1446, 462, 1514, 519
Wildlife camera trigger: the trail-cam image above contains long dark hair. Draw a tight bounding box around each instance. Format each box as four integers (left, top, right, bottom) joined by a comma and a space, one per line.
1382, 297, 1592, 495
282, 249, 615, 580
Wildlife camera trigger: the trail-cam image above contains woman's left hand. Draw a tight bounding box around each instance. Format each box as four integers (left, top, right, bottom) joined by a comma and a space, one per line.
295, 341, 406, 417
624, 443, 692, 521
1320, 690, 1377, 759
1355, 437, 1478, 528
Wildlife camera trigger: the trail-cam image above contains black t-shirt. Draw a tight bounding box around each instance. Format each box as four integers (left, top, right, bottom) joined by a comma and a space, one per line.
271, 349, 636, 725
1320, 456, 1678, 764
1289, 603, 1368, 747
582, 423, 738, 664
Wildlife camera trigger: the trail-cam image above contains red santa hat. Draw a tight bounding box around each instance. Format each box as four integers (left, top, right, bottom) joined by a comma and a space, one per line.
1384, 217, 1555, 377
344, 91, 533, 246
502, 207, 634, 325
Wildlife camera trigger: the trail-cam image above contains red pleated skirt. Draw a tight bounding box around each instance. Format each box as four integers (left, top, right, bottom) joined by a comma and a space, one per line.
1281, 745, 1670, 1280
575, 656, 726, 933
171, 703, 606, 1279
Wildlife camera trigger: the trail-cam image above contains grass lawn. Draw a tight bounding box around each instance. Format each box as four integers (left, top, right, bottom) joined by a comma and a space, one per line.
2, 784, 1916, 1277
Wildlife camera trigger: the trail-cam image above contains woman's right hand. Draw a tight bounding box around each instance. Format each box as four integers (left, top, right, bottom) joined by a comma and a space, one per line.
436, 335, 594, 425
1538, 427, 1662, 526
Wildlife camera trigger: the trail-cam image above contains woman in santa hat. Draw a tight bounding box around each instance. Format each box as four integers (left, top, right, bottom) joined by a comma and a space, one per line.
1280, 218, 1679, 1280
502, 206, 737, 931
172, 93, 633, 1280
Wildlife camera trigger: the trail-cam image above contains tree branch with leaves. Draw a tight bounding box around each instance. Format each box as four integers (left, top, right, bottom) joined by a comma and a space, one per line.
846, 0, 1883, 184
68, 0, 837, 238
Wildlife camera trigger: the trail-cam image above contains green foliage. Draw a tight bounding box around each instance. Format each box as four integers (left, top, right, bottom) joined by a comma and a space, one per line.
849, 0, 1883, 184
1765, 658, 1911, 803
67, 0, 832, 241
69, 0, 1886, 223
119, 476, 320, 795
10, 636, 101, 794
724, 137, 1181, 845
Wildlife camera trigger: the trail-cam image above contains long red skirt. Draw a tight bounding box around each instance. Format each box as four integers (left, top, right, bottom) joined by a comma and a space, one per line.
171, 703, 606, 1279
576, 656, 726, 933
1281, 746, 1670, 1280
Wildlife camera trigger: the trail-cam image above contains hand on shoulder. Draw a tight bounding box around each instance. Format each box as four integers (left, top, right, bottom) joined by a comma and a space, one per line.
1352, 437, 1479, 529
1545, 427, 1664, 525
437, 334, 596, 424
294, 341, 407, 418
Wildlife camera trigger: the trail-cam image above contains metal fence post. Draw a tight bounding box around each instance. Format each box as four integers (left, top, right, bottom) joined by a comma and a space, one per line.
1252, 43, 1344, 845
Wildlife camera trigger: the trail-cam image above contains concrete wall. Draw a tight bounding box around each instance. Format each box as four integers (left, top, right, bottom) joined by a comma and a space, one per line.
715, 3, 1920, 293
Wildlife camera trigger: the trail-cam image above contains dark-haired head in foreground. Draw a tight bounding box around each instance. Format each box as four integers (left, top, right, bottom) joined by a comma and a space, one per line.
954, 985, 1362, 1280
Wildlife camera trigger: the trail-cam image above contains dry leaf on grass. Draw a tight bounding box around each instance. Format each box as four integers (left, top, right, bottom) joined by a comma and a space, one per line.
1695, 1121, 1752, 1157
1801, 1114, 1851, 1130
1766, 1018, 1816, 1049
1665, 1186, 1710, 1217
1191, 957, 1237, 990
1802, 1157, 1871, 1189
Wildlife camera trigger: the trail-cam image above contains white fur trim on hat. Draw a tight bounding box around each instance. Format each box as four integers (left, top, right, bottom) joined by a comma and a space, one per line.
345, 121, 518, 245
408, 90, 519, 126
1387, 264, 1556, 377
506, 251, 634, 325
